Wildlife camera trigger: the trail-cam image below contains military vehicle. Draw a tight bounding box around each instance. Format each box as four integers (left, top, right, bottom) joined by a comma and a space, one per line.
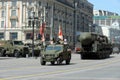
40, 44, 71, 65
0, 40, 29, 57
25, 43, 41, 57
78, 32, 112, 59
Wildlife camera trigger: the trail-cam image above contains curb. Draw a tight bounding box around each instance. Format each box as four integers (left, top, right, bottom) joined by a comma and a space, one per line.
0, 57, 13, 60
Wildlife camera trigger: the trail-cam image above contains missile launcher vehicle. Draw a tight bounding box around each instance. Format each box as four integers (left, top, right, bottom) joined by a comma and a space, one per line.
79, 32, 112, 59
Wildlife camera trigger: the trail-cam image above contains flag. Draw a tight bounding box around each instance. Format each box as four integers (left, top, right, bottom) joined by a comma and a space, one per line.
58, 24, 63, 40
39, 22, 46, 41
41, 34, 45, 42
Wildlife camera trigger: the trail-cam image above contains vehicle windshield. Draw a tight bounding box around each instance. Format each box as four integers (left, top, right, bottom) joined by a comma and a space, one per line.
14, 41, 24, 45
46, 46, 62, 51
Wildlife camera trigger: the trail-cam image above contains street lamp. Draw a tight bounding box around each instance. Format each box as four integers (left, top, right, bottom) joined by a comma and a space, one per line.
28, 11, 39, 57
32, 12, 35, 57
73, 2, 77, 49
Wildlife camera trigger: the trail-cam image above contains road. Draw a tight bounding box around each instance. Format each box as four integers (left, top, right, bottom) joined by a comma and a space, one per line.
0, 53, 120, 80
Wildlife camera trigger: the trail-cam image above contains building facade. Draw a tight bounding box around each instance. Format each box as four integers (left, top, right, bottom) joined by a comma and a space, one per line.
0, 0, 93, 45
93, 10, 120, 26
93, 10, 120, 44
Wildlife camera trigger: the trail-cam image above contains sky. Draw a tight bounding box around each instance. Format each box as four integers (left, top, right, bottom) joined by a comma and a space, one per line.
88, 0, 120, 15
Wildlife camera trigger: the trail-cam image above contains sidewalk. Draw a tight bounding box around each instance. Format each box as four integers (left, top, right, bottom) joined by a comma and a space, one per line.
0, 57, 14, 60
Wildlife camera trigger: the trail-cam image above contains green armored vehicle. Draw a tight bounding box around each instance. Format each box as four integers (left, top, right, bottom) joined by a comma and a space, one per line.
25, 43, 41, 57
79, 32, 112, 59
40, 44, 71, 65
0, 40, 29, 57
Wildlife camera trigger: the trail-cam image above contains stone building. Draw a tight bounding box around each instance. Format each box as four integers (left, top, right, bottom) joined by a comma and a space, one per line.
0, 0, 93, 46
93, 10, 120, 26
93, 10, 120, 44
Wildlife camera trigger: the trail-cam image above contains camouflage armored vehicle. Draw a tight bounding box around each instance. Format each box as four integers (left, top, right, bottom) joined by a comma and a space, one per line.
79, 32, 112, 59
0, 40, 29, 57
40, 44, 71, 65
25, 43, 41, 57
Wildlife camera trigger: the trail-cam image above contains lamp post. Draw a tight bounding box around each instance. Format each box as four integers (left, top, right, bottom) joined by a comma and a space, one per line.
73, 2, 77, 49
28, 12, 39, 57
32, 12, 35, 57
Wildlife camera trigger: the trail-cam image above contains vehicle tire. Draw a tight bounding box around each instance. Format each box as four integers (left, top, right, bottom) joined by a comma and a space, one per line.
40, 57, 46, 65
14, 51, 20, 58
57, 57, 62, 64
66, 60, 70, 64
98, 53, 102, 59
0, 52, 2, 57
51, 61, 55, 65
57, 59, 60, 64
81, 54, 86, 59
66, 55, 71, 64
1, 50, 6, 57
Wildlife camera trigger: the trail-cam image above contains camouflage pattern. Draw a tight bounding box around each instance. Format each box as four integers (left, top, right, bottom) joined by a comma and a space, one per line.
79, 32, 112, 59
0, 40, 29, 57
40, 44, 71, 65
25, 43, 41, 57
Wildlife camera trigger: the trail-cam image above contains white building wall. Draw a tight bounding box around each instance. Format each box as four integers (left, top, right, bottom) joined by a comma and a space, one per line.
0, 0, 93, 46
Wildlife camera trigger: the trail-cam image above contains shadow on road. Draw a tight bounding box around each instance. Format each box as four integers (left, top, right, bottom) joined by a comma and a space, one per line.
46, 63, 76, 66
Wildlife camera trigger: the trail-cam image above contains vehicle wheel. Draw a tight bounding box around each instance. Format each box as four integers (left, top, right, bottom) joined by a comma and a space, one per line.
66, 59, 70, 64
57, 57, 62, 64
66, 55, 71, 64
0, 52, 2, 57
14, 51, 20, 58
51, 61, 55, 65
40, 57, 46, 65
98, 53, 102, 59
81, 54, 86, 59
1, 50, 6, 57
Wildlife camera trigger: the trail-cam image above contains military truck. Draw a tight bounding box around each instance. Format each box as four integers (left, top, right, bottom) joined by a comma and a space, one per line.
40, 44, 71, 65
0, 40, 29, 57
78, 32, 112, 59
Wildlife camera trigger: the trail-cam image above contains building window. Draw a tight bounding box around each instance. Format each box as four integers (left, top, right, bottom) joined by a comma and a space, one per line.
2, 1, 4, 6
28, 20, 32, 27
36, 20, 40, 28
26, 33, 32, 39
39, 1, 41, 6
11, 10, 16, 16
11, 20, 16, 28
1, 21, 4, 28
29, 1, 32, 5
1, 10, 5, 17
10, 32, 17, 40
12, 0, 17, 6
28, 11, 31, 17
0, 33, 4, 40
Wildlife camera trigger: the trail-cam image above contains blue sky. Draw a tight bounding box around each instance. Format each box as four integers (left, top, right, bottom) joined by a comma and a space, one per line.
88, 0, 120, 15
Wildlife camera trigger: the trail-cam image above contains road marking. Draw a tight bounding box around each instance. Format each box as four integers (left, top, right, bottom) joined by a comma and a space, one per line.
2, 58, 120, 80
0, 79, 6, 80
0, 58, 92, 73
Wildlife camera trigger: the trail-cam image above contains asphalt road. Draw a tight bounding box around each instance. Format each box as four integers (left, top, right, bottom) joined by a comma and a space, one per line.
0, 53, 120, 80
